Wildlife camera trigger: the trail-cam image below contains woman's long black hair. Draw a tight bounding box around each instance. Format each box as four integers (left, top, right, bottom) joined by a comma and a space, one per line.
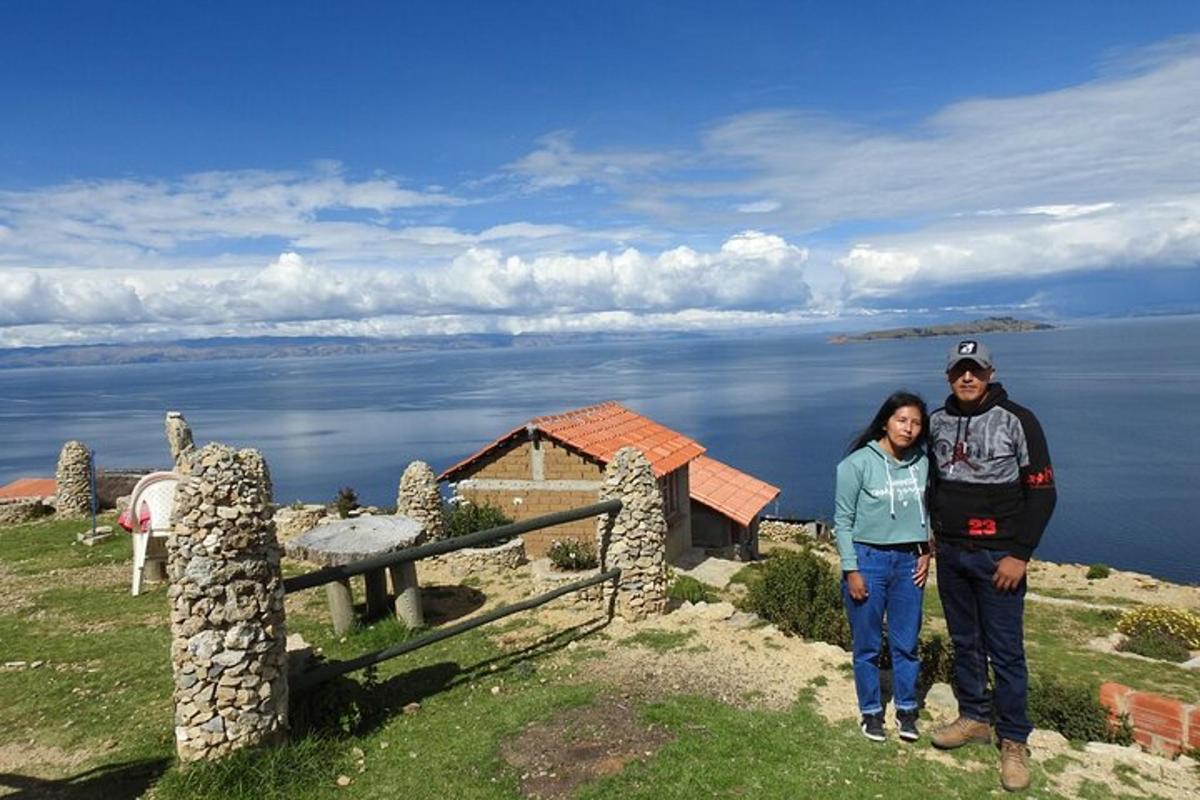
846, 390, 930, 455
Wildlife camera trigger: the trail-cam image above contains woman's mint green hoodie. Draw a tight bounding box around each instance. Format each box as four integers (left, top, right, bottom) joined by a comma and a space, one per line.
834, 441, 929, 572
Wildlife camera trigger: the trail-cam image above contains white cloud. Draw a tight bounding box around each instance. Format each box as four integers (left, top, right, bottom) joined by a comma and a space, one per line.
839, 197, 1200, 297
0, 231, 811, 341
505, 38, 1200, 294
736, 200, 781, 214
504, 131, 676, 191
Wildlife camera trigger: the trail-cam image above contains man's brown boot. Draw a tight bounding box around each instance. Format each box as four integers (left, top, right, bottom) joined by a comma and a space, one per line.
1000, 738, 1031, 792
931, 715, 992, 749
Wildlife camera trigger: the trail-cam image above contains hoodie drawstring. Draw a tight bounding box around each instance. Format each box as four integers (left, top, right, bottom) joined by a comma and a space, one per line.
909, 464, 927, 528
886, 465, 896, 518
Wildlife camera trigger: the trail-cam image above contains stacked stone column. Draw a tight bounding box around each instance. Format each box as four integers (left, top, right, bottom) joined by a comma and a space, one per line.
54, 440, 93, 518
165, 411, 196, 467
168, 443, 288, 762
396, 461, 445, 541
596, 447, 668, 619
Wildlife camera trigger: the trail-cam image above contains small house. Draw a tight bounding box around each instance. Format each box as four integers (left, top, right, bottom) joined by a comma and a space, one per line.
439, 401, 781, 562
439, 402, 703, 560
688, 455, 780, 560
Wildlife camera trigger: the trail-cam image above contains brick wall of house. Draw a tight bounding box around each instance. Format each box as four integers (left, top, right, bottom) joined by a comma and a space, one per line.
470, 441, 533, 480
541, 441, 603, 481
458, 485, 601, 557
455, 437, 604, 558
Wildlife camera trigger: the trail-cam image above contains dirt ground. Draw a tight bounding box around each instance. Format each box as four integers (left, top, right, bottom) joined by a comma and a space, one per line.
498, 697, 674, 800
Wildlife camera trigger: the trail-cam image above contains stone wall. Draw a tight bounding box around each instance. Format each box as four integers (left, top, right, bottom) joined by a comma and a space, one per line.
54, 440, 93, 518
0, 499, 54, 526
596, 447, 667, 619
272, 504, 329, 542
433, 537, 526, 577
396, 461, 444, 541
168, 443, 288, 762
165, 411, 195, 466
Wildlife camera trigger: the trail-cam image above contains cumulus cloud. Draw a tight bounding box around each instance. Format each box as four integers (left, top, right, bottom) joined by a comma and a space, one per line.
0, 231, 811, 341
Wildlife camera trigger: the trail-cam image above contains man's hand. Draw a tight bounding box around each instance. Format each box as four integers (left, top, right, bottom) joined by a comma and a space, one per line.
846, 570, 869, 601
992, 556, 1027, 592
913, 553, 931, 588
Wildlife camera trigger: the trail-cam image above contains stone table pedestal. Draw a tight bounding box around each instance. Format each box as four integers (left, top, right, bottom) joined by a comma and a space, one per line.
285, 515, 425, 634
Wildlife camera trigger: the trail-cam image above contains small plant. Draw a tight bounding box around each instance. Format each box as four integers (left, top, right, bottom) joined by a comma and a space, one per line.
443, 498, 514, 541
1117, 605, 1200, 649
1086, 563, 1111, 580
333, 486, 359, 518
1117, 628, 1192, 662
547, 537, 598, 570
667, 574, 714, 604
744, 547, 850, 649
1027, 675, 1133, 744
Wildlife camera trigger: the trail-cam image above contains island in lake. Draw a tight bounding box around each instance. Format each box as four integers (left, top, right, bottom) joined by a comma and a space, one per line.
829, 316, 1055, 344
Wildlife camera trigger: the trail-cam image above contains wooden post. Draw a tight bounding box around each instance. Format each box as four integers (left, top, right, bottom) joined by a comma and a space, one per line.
389, 563, 424, 628
326, 578, 354, 635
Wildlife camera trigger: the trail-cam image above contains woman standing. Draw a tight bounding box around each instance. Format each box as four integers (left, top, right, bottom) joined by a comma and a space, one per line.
834, 391, 932, 742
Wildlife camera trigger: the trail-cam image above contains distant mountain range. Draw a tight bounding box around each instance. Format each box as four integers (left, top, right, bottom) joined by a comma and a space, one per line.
828, 316, 1055, 344
0, 331, 709, 369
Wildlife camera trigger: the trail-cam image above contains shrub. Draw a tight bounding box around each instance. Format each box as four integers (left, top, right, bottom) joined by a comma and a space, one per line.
876, 630, 955, 696
443, 499, 514, 541
1086, 563, 1111, 580
917, 632, 955, 695
1117, 605, 1200, 649
547, 537, 598, 570
334, 486, 358, 518
1117, 629, 1192, 662
668, 574, 714, 604
1027, 675, 1133, 744
744, 548, 850, 649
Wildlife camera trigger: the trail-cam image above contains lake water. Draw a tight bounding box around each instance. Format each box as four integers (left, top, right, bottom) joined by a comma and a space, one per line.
2, 315, 1197, 583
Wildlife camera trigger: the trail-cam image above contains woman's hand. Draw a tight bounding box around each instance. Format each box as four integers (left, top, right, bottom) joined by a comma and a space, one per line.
846, 570, 869, 601
913, 553, 932, 588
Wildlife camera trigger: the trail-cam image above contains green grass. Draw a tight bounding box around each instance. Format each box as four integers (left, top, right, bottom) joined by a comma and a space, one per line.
574, 695, 1029, 799
620, 628, 696, 653
3, 515, 1195, 800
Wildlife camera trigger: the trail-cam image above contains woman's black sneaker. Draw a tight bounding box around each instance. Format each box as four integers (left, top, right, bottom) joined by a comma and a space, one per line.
896, 709, 920, 742
861, 713, 886, 742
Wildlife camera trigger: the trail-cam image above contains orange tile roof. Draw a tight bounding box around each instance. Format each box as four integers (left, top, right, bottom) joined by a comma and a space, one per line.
439, 401, 705, 480
0, 477, 56, 500
689, 455, 780, 528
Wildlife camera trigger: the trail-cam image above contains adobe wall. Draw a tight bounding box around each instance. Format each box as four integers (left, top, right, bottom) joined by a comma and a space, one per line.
454, 436, 605, 558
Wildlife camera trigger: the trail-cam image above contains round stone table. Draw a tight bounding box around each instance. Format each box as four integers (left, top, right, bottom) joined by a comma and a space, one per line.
285, 515, 425, 634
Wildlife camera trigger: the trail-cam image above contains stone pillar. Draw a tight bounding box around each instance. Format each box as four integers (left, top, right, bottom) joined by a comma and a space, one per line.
54, 440, 93, 518
165, 411, 195, 466
596, 447, 668, 619
396, 461, 445, 542
168, 443, 287, 762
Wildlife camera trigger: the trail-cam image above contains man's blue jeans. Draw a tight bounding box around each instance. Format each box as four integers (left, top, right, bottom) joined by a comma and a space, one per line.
841, 542, 924, 716
936, 541, 1032, 743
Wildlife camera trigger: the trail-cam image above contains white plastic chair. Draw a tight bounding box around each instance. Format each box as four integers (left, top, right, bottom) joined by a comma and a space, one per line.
128, 471, 182, 595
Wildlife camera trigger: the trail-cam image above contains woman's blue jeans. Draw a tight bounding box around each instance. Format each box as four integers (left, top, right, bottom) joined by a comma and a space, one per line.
841, 541, 924, 715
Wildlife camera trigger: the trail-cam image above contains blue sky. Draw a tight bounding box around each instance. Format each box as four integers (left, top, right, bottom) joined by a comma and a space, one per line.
2, 1, 1199, 346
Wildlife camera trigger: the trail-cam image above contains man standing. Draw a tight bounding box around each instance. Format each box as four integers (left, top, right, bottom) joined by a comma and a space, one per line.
928, 340, 1057, 792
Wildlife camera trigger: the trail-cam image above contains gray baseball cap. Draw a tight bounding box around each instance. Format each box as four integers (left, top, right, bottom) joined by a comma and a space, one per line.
946, 339, 994, 372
